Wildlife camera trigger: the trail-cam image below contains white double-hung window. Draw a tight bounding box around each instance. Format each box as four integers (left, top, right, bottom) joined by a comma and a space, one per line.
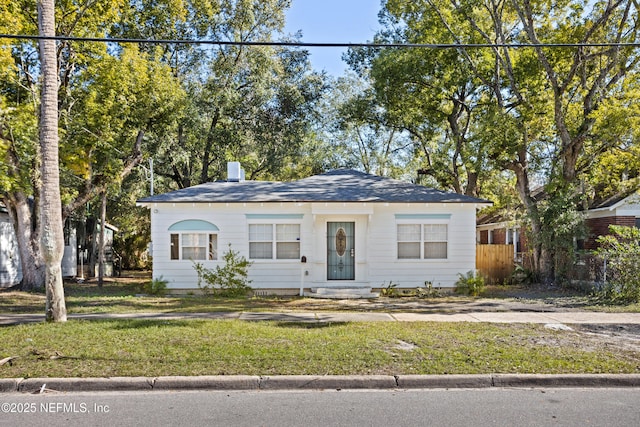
249, 223, 300, 260
423, 224, 448, 259
396, 214, 450, 260
246, 214, 303, 260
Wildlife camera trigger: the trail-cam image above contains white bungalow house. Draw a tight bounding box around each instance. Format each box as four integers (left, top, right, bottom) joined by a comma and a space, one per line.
137, 164, 490, 295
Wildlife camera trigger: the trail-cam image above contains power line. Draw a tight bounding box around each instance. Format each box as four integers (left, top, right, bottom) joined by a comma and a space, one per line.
1, 34, 640, 49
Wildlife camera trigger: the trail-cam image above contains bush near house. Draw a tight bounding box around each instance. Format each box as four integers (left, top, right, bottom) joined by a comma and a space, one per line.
595, 225, 640, 303
143, 276, 168, 296
454, 270, 485, 296
193, 245, 253, 297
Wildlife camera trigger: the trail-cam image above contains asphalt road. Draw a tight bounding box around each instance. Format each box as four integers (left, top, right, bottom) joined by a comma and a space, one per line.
2, 388, 640, 427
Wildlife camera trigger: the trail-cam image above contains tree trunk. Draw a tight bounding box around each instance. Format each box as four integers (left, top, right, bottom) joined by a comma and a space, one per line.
3, 193, 45, 290
98, 190, 106, 287
509, 160, 554, 284
38, 0, 67, 322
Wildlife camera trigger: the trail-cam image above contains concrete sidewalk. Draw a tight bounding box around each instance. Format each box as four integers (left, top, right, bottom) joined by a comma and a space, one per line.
2, 310, 640, 326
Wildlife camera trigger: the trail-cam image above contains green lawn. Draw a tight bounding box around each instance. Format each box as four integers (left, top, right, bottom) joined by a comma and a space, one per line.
1, 320, 638, 378
2, 276, 639, 378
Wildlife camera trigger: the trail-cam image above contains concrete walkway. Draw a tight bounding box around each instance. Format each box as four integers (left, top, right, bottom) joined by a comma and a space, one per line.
2, 310, 640, 326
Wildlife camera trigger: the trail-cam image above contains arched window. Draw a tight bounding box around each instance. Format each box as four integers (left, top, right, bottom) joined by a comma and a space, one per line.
169, 220, 219, 261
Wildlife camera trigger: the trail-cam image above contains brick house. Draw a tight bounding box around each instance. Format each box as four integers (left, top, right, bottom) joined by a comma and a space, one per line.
476, 210, 527, 256
582, 193, 640, 250
476, 191, 640, 255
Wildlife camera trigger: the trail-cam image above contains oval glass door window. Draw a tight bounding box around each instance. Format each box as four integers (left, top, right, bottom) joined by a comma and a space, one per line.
335, 227, 347, 256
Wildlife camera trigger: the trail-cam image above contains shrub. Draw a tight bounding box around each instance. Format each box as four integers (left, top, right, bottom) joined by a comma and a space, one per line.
454, 270, 485, 296
510, 264, 537, 286
416, 281, 441, 298
143, 276, 168, 296
380, 281, 398, 297
595, 225, 640, 303
193, 245, 253, 297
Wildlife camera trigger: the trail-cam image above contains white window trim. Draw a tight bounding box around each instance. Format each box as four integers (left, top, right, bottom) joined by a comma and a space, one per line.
170, 231, 218, 261
396, 219, 450, 261
247, 222, 301, 261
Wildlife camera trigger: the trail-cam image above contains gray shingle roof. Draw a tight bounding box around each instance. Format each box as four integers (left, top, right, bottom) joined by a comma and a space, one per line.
137, 169, 490, 204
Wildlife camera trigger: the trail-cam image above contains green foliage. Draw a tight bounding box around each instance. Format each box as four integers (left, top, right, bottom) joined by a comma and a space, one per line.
454, 271, 485, 296
143, 276, 168, 296
595, 226, 640, 303
535, 188, 588, 283
510, 265, 537, 286
193, 245, 253, 297
380, 281, 398, 297
351, 0, 640, 284
416, 281, 442, 298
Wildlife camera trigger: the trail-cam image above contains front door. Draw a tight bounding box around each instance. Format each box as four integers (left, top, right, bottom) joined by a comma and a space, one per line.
327, 222, 355, 280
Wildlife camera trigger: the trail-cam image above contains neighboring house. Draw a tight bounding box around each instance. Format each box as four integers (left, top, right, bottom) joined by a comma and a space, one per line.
0, 204, 22, 287
582, 192, 640, 250
137, 164, 490, 294
475, 190, 640, 255
0, 201, 119, 287
476, 211, 526, 257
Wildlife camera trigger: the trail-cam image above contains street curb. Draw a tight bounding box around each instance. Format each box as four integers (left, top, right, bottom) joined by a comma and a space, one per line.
154, 375, 260, 390
492, 374, 640, 388
2, 374, 640, 393
259, 375, 397, 390
0, 378, 20, 393
17, 377, 153, 393
396, 374, 494, 389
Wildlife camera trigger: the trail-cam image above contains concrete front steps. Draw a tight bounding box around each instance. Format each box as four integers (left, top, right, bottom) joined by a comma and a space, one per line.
305, 287, 379, 299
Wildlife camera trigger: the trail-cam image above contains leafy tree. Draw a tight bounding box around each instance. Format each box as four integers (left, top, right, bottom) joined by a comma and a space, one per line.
345, 0, 501, 196
321, 74, 414, 178
117, 1, 328, 187
355, 0, 640, 283
1, 1, 184, 289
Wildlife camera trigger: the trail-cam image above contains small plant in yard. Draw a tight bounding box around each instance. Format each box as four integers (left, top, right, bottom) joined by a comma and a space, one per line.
143, 276, 168, 296
595, 225, 640, 303
454, 270, 485, 296
510, 264, 537, 286
416, 281, 441, 298
193, 244, 253, 297
379, 281, 398, 297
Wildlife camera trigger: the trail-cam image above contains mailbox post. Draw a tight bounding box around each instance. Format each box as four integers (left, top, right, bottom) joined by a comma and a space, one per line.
300, 256, 307, 296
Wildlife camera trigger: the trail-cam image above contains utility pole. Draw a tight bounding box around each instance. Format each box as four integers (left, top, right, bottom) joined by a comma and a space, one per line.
149, 158, 154, 196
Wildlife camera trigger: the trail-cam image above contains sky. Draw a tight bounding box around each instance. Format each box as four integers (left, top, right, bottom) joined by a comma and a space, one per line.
284, 0, 382, 76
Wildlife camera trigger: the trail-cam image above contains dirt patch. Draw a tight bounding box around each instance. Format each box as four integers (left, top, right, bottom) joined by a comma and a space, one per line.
574, 324, 640, 352
283, 295, 586, 314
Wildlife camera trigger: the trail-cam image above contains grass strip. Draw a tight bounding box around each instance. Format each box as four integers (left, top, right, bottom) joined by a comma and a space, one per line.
3, 279, 640, 314
1, 320, 638, 378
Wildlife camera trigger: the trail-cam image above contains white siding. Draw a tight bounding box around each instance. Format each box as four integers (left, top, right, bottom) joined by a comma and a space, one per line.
0, 214, 22, 287
365, 205, 476, 288
147, 201, 479, 290
150, 203, 311, 289
62, 228, 77, 277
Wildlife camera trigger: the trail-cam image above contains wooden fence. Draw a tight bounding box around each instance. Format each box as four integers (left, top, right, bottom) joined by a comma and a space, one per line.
476, 244, 516, 284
